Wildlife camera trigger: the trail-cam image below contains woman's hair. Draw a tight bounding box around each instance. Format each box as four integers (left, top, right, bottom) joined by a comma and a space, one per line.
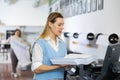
39, 12, 63, 38
14, 29, 21, 37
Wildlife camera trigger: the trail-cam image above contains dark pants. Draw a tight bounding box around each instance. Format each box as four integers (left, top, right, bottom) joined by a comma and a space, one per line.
10, 48, 18, 73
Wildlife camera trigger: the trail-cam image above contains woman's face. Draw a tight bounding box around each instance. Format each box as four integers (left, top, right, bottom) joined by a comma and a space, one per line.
15, 30, 20, 37
49, 18, 64, 36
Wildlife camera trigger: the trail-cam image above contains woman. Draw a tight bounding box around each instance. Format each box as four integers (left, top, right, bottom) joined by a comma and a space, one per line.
31, 12, 68, 80
7, 29, 21, 78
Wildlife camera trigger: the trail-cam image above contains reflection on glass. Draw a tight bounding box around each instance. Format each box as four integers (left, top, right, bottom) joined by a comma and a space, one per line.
60, 0, 65, 16
74, 0, 78, 15
98, 0, 103, 10
92, 0, 97, 12
77, 0, 82, 15
82, 0, 86, 14
49, 7, 52, 13
86, 0, 91, 13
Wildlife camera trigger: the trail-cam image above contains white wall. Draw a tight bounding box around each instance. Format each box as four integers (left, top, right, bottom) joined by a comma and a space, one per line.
0, 0, 49, 26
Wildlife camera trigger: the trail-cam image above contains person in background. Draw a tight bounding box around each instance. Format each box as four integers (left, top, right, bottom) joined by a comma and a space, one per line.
7, 29, 25, 78
0, 32, 2, 43
31, 12, 69, 80
8, 29, 31, 78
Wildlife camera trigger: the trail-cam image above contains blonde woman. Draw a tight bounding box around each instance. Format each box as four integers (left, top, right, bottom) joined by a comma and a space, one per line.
31, 12, 68, 80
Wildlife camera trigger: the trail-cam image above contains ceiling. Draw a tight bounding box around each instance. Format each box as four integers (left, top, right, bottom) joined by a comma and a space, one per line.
2, 0, 49, 7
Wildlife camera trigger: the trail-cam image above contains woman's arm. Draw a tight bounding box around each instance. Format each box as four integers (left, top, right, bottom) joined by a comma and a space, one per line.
33, 64, 64, 73
6, 36, 11, 43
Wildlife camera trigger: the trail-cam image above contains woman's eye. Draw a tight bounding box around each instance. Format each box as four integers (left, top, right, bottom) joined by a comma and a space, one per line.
58, 24, 63, 27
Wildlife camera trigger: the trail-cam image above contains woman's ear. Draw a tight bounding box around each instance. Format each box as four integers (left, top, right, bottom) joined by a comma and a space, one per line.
48, 22, 52, 28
